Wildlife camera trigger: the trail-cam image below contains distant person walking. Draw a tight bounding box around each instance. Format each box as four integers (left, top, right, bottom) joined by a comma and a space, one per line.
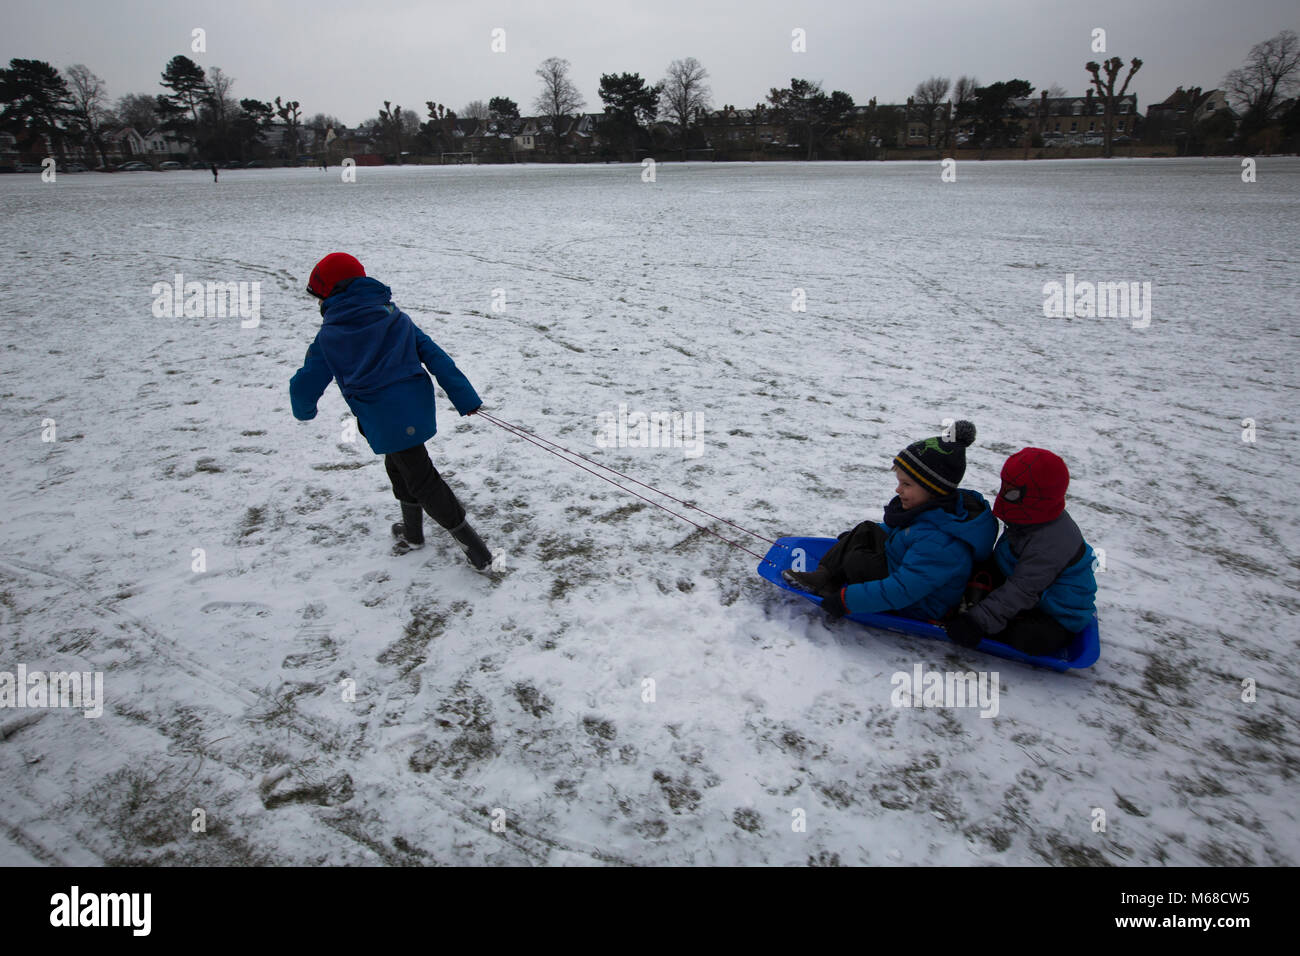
211, 162, 218, 183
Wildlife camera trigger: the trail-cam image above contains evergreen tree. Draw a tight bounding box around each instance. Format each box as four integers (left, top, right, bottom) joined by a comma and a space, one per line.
0, 58, 74, 158
598, 72, 660, 158
157, 55, 207, 147
488, 96, 519, 119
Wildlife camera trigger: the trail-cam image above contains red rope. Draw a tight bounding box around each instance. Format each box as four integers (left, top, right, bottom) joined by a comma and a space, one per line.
476, 411, 785, 566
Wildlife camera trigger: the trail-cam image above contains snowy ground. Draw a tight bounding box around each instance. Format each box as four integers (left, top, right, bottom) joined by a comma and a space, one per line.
1, 158, 1297, 866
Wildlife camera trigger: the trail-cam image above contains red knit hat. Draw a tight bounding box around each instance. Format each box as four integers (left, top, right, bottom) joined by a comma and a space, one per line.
993, 448, 1069, 525
307, 252, 366, 299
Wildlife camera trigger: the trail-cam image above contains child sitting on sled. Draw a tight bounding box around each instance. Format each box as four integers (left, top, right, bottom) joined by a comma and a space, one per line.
944, 448, 1097, 656
289, 252, 493, 570
784, 421, 997, 621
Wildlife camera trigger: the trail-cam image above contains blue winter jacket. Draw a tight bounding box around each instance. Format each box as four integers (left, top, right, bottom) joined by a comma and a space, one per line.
842, 490, 998, 620
289, 278, 482, 454
990, 528, 1097, 633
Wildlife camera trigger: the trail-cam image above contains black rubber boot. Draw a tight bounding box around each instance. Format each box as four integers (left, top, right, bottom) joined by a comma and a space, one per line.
782, 568, 831, 593
449, 519, 492, 571
391, 500, 425, 553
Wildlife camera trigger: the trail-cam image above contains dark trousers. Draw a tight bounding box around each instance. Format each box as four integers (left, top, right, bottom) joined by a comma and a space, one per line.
358, 421, 465, 530
384, 445, 466, 530
972, 558, 1074, 655
817, 521, 890, 587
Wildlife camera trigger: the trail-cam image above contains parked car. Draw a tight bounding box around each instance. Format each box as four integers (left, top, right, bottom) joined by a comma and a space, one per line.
117, 161, 151, 171
191, 161, 208, 170
244, 160, 264, 168
223, 160, 241, 169
15, 162, 43, 172
59, 161, 87, 172
158, 161, 182, 170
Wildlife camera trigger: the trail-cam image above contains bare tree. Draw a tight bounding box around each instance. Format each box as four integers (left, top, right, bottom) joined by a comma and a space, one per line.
304, 112, 340, 153
400, 108, 421, 150
1085, 56, 1142, 158
461, 99, 489, 120
305, 111, 340, 131
660, 57, 711, 158
65, 64, 113, 166
275, 95, 302, 159
948, 75, 979, 148
115, 93, 158, 132
204, 66, 237, 140
912, 76, 950, 147
378, 100, 403, 163
533, 57, 585, 157
1046, 83, 1068, 98
1225, 30, 1300, 146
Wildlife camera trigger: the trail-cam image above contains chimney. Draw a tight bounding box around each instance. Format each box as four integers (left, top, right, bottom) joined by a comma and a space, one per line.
1041, 90, 1048, 100
1086, 89, 1093, 103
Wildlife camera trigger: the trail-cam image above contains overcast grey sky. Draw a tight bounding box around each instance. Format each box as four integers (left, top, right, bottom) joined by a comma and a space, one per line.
4, 0, 1296, 125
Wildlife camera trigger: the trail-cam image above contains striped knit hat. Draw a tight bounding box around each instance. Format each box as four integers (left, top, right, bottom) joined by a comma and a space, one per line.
893, 421, 976, 496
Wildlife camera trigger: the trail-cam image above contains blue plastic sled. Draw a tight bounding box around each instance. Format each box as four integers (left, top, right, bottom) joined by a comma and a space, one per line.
757, 536, 1101, 672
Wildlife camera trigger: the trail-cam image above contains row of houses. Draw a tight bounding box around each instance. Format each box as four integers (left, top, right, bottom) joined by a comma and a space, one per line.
0, 86, 1261, 168
889, 89, 1145, 147
351, 89, 1158, 158
334, 113, 612, 159
1, 126, 190, 167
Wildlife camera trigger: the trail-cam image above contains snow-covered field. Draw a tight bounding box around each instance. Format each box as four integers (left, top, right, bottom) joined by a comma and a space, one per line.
1, 158, 1297, 866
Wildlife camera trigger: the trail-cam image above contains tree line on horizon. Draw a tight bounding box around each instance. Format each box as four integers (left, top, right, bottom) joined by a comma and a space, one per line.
1, 30, 1296, 167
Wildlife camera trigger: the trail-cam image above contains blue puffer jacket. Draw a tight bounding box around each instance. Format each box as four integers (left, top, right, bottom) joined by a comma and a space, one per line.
843, 490, 998, 620
289, 278, 481, 454
991, 531, 1097, 633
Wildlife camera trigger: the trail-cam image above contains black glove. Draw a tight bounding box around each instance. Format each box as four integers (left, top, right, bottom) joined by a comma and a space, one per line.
946, 612, 985, 648
821, 589, 848, 619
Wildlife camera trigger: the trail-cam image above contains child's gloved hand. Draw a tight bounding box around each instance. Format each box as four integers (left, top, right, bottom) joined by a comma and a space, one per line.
821, 589, 848, 619
945, 613, 985, 648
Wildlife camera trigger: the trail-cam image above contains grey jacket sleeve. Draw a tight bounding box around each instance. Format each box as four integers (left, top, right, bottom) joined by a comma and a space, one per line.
969, 515, 1083, 635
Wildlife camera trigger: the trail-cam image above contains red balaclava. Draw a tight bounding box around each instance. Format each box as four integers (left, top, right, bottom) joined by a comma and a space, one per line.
993, 447, 1069, 525
307, 252, 366, 299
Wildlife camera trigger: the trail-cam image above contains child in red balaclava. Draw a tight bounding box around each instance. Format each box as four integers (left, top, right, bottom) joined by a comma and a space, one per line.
945, 448, 1097, 656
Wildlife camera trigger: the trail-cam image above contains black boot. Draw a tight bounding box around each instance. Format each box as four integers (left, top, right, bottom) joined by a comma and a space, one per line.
448, 519, 492, 571
782, 568, 831, 593
392, 500, 425, 553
